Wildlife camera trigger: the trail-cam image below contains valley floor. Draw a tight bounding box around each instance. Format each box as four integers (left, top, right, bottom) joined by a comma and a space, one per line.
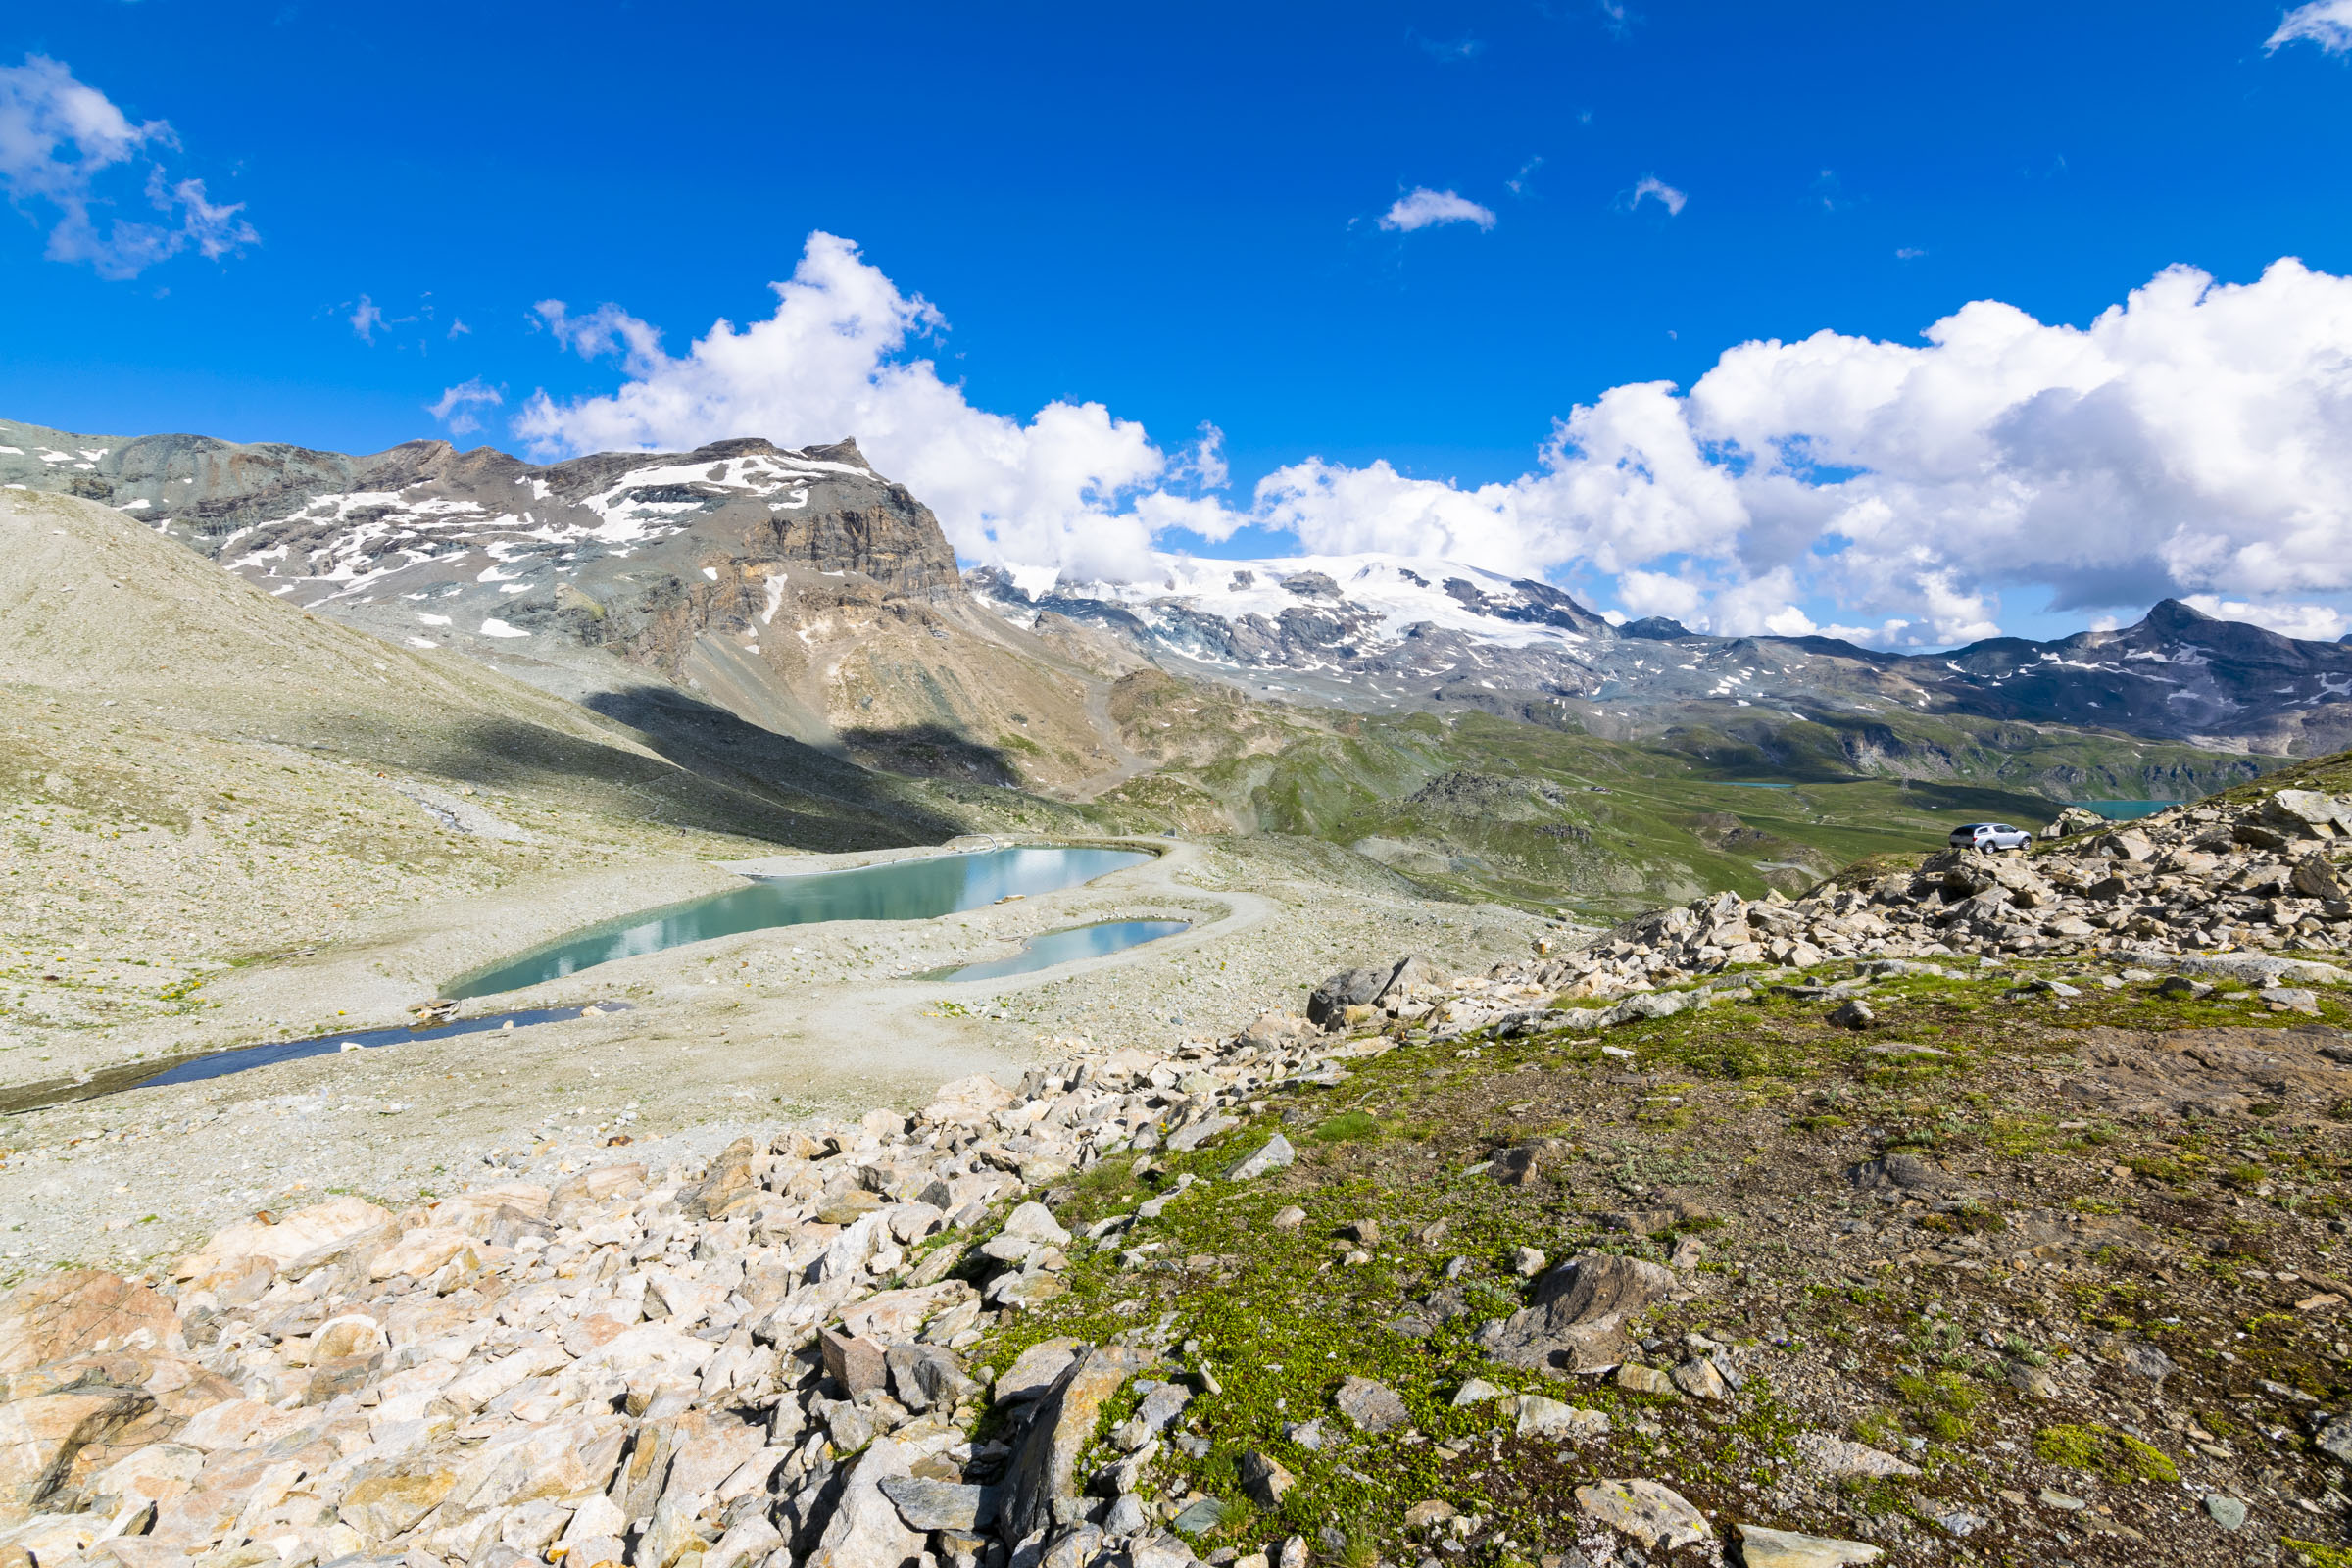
0, 835, 1552, 1280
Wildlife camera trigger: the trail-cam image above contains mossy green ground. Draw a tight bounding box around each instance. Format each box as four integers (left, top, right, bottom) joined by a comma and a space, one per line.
915, 956, 2352, 1565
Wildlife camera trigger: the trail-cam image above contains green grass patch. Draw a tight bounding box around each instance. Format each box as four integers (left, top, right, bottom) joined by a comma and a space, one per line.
2284, 1542, 2352, 1568
2033, 1423, 2180, 1484
1310, 1110, 1389, 1145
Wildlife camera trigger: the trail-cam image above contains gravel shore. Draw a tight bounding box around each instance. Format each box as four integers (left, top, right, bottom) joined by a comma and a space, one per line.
0, 835, 1553, 1282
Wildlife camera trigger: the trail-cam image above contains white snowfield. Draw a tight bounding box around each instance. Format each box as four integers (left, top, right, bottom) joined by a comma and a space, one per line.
1003, 551, 1600, 653
211, 449, 874, 604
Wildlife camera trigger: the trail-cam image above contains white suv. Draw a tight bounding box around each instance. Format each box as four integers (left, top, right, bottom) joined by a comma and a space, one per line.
1949, 821, 2032, 852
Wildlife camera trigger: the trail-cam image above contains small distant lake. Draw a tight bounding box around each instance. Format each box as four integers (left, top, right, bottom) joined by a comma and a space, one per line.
928, 919, 1191, 983
1717, 781, 1794, 789
2071, 800, 2183, 820
446, 844, 1154, 999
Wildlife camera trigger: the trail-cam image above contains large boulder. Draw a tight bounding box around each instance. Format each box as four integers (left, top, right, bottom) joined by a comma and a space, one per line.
805, 1436, 931, 1568
2041, 806, 2105, 840
170, 1196, 390, 1288
922, 1073, 1016, 1129
993, 1338, 1084, 1405
0, 1381, 156, 1521
680, 1137, 762, 1220
2264, 789, 2352, 832
1574, 1479, 1712, 1552
1306, 960, 1412, 1030
999, 1344, 1152, 1542
548, 1161, 648, 1225
1478, 1253, 1678, 1375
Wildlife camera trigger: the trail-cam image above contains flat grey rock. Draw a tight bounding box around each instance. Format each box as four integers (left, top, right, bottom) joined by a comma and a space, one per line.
878, 1475, 997, 1532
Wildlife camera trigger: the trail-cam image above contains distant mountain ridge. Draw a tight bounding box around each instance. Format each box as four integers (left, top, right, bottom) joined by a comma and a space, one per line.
0, 416, 1123, 791
972, 552, 2352, 756
7, 416, 2346, 765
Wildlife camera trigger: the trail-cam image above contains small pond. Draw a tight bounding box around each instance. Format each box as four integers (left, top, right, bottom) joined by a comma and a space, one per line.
926, 919, 1191, 984
445, 844, 1154, 999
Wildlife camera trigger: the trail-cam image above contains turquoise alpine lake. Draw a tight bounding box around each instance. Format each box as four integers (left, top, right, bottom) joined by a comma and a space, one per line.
445, 844, 1155, 999
929, 919, 1192, 983
2072, 800, 2183, 820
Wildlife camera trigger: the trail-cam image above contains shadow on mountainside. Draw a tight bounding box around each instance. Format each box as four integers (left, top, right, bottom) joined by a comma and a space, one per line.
570, 688, 973, 847
838, 722, 1031, 790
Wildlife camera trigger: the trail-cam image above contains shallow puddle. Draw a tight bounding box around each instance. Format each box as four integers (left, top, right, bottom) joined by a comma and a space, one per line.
925, 918, 1191, 983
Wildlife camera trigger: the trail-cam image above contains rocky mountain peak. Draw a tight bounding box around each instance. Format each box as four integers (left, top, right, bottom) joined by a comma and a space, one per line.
975, 552, 2352, 756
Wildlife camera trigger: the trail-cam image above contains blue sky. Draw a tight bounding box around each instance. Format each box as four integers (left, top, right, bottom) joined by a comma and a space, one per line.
6, 1, 2352, 646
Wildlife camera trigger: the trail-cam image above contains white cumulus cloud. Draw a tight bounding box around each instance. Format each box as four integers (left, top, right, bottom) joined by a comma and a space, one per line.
514, 232, 1204, 580
428, 378, 504, 437
1260, 258, 2352, 643
2268, 0, 2352, 52
511, 236, 2352, 650
0, 54, 254, 279
1378, 188, 1497, 232
1625, 175, 1687, 216
2182, 595, 2349, 641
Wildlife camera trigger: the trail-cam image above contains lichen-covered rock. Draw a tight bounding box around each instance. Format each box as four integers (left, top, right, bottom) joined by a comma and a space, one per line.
1227, 1135, 1296, 1181
1575, 1478, 1713, 1551
1732, 1523, 1885, 1567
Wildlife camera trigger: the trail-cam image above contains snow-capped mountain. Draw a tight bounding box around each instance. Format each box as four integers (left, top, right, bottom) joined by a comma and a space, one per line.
0, 416, 1111, 789
972, 553, 2352, 755
7, 413, 2348, 761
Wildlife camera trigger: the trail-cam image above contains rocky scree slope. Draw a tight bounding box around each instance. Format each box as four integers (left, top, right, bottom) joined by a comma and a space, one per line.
974, 555, 2352, 756
8, 764, 2352, 1566
0, 488, 1063, 1048
1510, 781, 2352, 1013
0, 418, 1140, 796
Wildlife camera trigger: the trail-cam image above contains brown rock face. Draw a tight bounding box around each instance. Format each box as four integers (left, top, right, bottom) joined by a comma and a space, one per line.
680, 1137, 762, 1220
2061, 1024, 2352, 1117
0, 1273, 178, 1375
819, 1330, 891, 1399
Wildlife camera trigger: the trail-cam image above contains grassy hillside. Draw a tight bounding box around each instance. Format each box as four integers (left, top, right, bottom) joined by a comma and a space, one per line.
1098, 683, 2274, 917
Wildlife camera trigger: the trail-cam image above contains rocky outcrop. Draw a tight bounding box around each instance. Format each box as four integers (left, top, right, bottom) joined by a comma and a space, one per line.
1476, 1253, 1679, 1375
0, 416, 1135, 791
0, 420, 961, 609
1462, 786, 2351, 1031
